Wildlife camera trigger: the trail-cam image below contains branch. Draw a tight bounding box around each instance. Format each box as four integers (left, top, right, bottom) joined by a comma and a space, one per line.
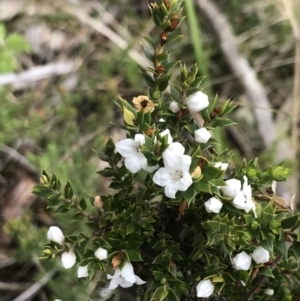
12, 270, 56, 301
196, 0, 275, 149
52, 1, 149, 69
0, 60, 75, 91
242, 253, 283, 301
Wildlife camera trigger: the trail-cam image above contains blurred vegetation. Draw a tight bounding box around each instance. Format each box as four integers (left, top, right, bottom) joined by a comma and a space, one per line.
0, 0, 299, 300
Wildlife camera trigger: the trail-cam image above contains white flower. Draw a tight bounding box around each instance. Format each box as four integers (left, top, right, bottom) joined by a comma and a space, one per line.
196, 279, 214, 298
232, 176, 256, 215
94, 247, 108, 260
252, 246, 269, 264
194, 128, 211, 143
115, 134, 155, 173
159, 118, 165, 122
47, 226, 65, 245
220, 179, 241, 199
61, 250, 76, 269
232, 251, 252, 270
185, 91, 209, 112
107, 262, 146, 290
214, 162, 228, 171
77, 265, 88, 278
153, 143, 192, 198
169, 101, 180, 113
264, 289, 274, 296
204, 197, 223, 213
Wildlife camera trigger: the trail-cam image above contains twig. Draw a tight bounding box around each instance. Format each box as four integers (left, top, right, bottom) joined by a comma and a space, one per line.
12, 270, 56, 301
197, 0, 275, 149
0, 143, 38, 174
0, 281, 31, 291
52, 1, 149, 69
0, 60, 75, 91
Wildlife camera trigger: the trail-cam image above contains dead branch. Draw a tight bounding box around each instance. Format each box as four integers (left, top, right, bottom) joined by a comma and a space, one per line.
12, 270, 56, 301
53, 1, 149, 69
0, 61, 75, 91
197, 0, 275, 149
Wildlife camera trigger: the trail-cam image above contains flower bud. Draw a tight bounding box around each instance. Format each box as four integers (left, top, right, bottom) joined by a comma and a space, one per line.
264, 289, 274, 296
270, 166, 291, 181
196, 279, 214, 298
169, 101, 180, 113
94, 195, 103, 209
94, 247, 108, 261
194, 128, 211, 143
47, 226, 65, 245
77, 265, 88, 278
204, 197, 223, 213
220, 179, 241, 199
251, 221, 259, 230
214, 162, 228, 171
252, 246, 269, 264
232, 251, 252, 270
159, 129, 173, 144
61, 250, 76, 269
191, 166, 202, 180
185, 91, 209, 112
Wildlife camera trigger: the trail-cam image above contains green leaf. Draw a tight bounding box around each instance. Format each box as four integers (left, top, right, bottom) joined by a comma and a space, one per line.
292, 241, 300, 263
180, 186, 196, 204
194, 178, 211, 193
166, 288, 179, 301
170, 84, 180, 101
274, 237, 288, 257
126, 249, 142, 261
64, 180, 73, 199
259, 267, 274, 278
143, 72, 154, 87
142, 44, 154, 61
151, 286, 168, 301
126, 223, 136, 235
281, 214, 300, 230
79, 197, 87, 210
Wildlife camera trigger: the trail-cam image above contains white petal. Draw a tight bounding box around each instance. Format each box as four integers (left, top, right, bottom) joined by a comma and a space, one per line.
163, 154, 182, 171
169, 101, 180, 113
164, 182, 179, 198
77, 265, 88, 278
134, 134, 145, 145
177, 173, 193, 191
232, 251, 252, 270
153, 168, 173, 187
252, 246, 269, 264
120, 279, 134, 288
94, 247, 108, 260
186, 91, 209, 112
135, 275, 146, 285
115, 139, 136, 157
205, 197, 223, 213
179, 155, 192, 173
196, 279, 214, 298
163, 142, 185, 161
220, 179, 241, 199
264, 289, 274, 296
125, 154, 146, 173
121, 262, 136, 283
61, 251, 76, 269
214, 162, 228, 171
107, 275, 122, 290
47, 226, 65, 244
159, 129, 173, 144
194, 128, 211, 143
